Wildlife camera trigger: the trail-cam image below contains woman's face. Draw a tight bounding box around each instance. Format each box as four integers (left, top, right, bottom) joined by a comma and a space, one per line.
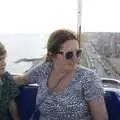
55, 40, 81, 70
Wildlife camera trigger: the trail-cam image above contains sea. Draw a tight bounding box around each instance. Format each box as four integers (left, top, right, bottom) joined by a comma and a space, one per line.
0, 34, 48, 74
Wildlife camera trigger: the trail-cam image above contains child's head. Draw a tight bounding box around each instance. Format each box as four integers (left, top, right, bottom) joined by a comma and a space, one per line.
0, 42, 6, 76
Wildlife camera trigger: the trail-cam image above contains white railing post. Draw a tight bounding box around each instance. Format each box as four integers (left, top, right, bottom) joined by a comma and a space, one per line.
77, 0, 82, 46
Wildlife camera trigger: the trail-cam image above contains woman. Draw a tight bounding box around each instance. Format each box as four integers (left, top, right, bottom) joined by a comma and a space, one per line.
14, 29, 108, 120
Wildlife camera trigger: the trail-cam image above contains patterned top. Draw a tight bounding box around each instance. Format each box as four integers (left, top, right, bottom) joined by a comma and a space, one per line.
0, 72, 19, 119
27, 62, 104, 120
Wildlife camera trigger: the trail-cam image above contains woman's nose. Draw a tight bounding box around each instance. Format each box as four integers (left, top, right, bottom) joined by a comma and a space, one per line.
72, 56, 80, 64
72, 54, 79, 60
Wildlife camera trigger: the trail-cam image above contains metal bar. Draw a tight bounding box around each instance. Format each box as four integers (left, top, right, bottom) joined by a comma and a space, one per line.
77, 0, 82, 46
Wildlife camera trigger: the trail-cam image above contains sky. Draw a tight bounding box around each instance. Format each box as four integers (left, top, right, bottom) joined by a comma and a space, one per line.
0, 0, 77, 34
82, 0, 120, 32
0, 0, 120, 33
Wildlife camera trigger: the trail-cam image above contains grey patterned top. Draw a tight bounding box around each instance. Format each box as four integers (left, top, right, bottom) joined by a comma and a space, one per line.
27, 62, 104, 120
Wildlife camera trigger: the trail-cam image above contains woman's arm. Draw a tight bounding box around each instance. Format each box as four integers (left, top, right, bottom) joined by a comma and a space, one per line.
13, 62, 47, 86
13, 75, 29, 86
88, 96, 108, 120
8, 100, 20, 120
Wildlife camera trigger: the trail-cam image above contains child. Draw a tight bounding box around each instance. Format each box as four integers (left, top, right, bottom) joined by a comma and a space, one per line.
0, 42, 20, 120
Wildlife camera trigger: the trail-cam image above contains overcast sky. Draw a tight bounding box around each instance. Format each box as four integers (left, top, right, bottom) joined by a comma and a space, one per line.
0, 0, 77, 34
82, 0, 120, 32
0, 0, 120, 33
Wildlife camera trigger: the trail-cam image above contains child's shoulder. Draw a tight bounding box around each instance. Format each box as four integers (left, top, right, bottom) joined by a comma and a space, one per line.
2, 71, 15, 83
2, 71, 20, 95
2, 71, 11, 77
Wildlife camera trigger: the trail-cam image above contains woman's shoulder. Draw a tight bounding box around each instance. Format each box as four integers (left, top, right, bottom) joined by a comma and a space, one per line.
77, 65, 96, 76
25, 61, 53, 80
76, 65, 104, 99
27, 61, 53, 73
25, 61, 53, 84
76, 65, 101, 83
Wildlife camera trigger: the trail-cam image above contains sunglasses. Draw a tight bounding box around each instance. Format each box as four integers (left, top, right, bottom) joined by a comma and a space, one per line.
57, 49, 82, 60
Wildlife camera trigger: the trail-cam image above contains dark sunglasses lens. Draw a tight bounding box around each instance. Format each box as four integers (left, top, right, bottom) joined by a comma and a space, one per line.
76, 50, 82, 57
65, 52, 73, 59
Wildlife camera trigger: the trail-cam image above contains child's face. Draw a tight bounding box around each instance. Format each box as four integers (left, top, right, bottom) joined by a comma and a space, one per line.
0, 54, 6, 76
